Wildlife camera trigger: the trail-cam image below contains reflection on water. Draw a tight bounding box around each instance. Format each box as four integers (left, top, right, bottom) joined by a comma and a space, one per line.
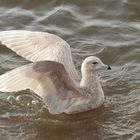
0, 0, 140, 140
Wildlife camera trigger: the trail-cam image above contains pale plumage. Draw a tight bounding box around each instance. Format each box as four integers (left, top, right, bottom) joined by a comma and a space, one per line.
0, 30, 79, 81
0, 30, 111, 114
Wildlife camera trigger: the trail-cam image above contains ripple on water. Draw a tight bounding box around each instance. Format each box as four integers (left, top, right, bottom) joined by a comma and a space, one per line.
0, 0, 140, 140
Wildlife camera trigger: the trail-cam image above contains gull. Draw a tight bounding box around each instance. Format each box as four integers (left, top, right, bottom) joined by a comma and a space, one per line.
0, 30, 111, 114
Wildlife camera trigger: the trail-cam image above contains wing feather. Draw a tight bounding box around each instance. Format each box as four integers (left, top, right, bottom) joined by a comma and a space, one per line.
0, 30, 79, 81
0, 61, 83, 114
0, 65, 37, 92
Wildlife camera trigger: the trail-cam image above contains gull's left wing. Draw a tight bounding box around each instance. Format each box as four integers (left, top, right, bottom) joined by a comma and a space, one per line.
0, 61, 86, 114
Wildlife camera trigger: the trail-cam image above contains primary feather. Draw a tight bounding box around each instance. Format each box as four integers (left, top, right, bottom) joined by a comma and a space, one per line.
0, 30, 79, 81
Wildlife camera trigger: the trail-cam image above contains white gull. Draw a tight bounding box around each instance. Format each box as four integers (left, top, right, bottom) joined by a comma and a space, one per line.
0, 30, 111, 114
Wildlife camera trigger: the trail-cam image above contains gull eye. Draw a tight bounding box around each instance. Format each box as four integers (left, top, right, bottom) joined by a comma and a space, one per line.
92, 62, 98, 64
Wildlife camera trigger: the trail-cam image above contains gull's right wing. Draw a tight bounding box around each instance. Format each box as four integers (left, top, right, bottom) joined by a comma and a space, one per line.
0, 30, 79, 80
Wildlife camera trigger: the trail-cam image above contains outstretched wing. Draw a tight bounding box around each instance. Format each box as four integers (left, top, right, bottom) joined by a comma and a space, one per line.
0, 61, 84, 114
0, 30, 69, 62
0, 30, 79, 81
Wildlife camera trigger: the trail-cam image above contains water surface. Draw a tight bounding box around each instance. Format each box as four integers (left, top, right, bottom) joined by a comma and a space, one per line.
0, 0, 140, 140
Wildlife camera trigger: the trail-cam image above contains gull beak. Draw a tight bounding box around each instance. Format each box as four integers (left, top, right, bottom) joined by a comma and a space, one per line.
107, 65, 111, 70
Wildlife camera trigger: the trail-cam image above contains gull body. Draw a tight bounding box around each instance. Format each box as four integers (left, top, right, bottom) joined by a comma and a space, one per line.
0, 30, 111, 114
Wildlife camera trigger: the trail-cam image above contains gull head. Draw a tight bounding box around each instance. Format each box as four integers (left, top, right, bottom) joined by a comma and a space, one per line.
81, 56, 111, 74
